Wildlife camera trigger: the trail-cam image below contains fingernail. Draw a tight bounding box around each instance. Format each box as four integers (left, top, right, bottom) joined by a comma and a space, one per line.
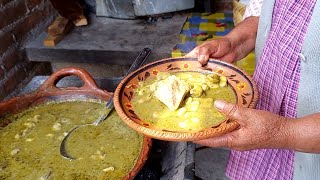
199, 55, 206, 62
214, 100, 225, 110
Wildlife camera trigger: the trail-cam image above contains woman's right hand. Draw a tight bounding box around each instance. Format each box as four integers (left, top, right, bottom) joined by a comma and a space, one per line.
185, 16, 259, 66
185, 37, 236, 65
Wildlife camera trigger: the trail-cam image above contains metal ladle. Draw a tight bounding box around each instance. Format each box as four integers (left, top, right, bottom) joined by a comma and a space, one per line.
60, 48, 152, 160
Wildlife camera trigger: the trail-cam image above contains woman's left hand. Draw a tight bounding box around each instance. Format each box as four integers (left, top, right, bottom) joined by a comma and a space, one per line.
194, 100, 291, 151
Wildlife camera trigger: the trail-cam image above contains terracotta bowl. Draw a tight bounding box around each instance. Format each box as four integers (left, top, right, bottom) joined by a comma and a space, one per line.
114, 57, 258, 141
0, 67, 151, 180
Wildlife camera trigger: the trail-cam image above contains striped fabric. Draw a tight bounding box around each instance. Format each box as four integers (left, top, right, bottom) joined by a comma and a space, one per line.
243, 0, 263, 19
226, 0, 317, 179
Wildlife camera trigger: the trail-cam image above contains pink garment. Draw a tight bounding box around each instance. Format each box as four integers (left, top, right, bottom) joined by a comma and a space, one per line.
226, 0, 316, 179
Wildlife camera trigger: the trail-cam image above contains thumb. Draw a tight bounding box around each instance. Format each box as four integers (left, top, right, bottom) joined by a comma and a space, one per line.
214, 100, 244, 124
198, 44, 217, 65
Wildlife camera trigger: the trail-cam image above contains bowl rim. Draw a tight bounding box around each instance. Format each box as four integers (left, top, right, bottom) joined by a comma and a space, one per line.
114, 57, 258, 141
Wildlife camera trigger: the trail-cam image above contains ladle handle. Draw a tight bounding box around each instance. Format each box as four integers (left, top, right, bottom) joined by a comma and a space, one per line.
125, 47, 152, 76
96, 48, 152, 125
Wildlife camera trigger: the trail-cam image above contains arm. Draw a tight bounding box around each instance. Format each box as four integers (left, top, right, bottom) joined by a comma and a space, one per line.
195, 100, 320, 153
286, 113, 320, 153
224, 16, 259, 62
185, 16, 259, 65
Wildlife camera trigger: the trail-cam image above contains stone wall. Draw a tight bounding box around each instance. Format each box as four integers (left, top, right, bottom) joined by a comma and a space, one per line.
0, 0, 56, 100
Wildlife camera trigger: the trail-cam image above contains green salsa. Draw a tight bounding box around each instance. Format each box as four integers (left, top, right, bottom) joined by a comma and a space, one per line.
131, 72, 236, 132
0, 100, 143, 180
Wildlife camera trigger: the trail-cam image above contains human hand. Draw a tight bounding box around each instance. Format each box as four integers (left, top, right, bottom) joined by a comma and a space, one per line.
194, 100, 291, 151
185, 38, 235, 65
185, 17, 259, 66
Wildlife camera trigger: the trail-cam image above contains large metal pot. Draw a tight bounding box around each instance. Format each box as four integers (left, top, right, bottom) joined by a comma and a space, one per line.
0, 67, 152, 180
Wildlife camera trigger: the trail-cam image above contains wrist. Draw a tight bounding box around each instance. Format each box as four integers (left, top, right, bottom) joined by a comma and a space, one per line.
273, 116, 294, 149
228, 17, 258, 61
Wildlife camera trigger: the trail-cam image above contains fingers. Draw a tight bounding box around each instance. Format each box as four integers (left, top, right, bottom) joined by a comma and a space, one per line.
194, 133, 235, 148
194, 101, 251, 149
214, 100, 244, 124
198, 43, 220, 65
185, 48, 210, 66
198, 46, 212, 65
185, 37, 235, 65
185, 42, 217, 66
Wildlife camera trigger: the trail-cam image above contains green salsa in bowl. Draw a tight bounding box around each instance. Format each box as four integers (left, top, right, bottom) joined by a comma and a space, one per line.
114, 57, 258, 141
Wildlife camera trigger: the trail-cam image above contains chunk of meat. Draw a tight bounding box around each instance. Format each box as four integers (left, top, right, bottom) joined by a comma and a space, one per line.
151, 75, 190, 111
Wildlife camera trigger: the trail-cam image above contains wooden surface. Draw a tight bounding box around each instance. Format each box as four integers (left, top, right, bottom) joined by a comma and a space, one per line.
73, 15, 88, 26
43, 16, 73, 47
26, 13, 187, 63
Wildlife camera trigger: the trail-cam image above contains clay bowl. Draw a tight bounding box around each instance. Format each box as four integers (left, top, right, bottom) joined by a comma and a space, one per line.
114, 57, 258, 141
0, 67, 151, 180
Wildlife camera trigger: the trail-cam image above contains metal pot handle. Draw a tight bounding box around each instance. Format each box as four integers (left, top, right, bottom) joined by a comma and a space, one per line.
39, 67, 99, 92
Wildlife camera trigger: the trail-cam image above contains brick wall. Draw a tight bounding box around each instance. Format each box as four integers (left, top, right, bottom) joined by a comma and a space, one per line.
0, 0, 56, 100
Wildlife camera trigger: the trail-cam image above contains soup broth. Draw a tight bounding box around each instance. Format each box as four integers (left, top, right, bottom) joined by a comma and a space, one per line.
131, 71, 236, 131
0, 100, 143, 180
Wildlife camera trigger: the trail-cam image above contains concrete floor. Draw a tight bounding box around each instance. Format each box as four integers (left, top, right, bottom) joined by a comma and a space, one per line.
195, 146, 230, 180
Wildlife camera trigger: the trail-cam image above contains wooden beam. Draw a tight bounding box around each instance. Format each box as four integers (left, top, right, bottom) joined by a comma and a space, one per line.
43, 16, 73, 47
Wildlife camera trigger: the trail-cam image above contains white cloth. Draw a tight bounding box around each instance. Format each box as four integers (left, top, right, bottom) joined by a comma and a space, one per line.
243, 0, 264, 19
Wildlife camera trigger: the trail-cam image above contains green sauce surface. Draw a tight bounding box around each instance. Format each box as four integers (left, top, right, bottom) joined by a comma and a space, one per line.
0, 100, 143, 180
131, 72, 236, 131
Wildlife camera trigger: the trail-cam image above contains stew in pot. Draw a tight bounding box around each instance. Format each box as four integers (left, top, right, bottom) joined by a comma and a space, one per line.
0, 100, 143, 180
